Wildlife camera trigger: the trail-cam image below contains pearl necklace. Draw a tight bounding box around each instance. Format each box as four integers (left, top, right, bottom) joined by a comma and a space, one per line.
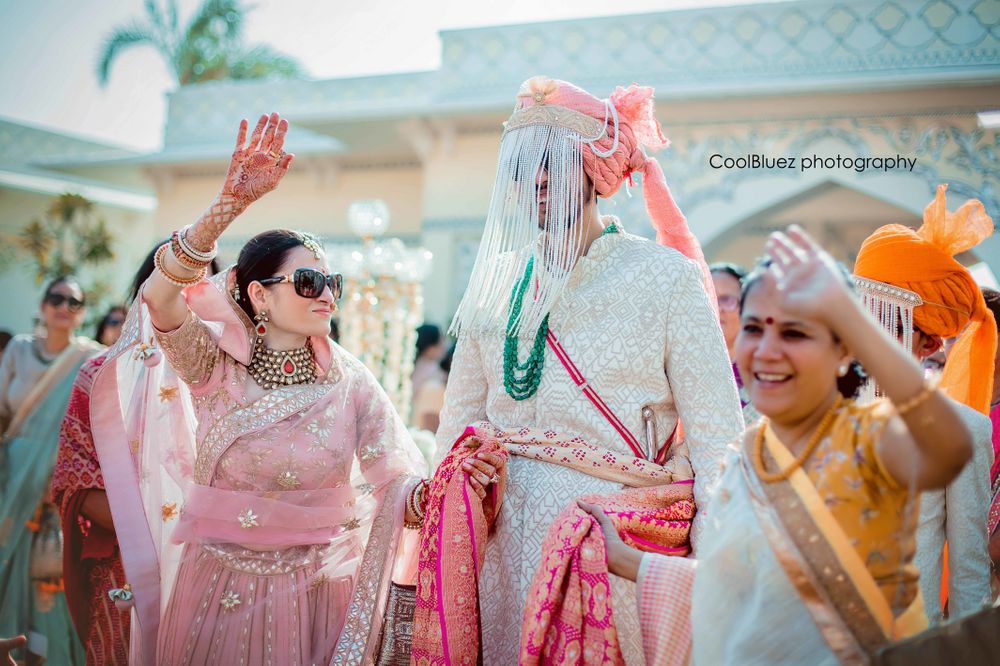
752, 395, 843, 483
247, 339, 317, 390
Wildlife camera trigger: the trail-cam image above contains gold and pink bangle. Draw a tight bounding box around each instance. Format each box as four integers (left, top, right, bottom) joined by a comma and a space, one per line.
404, 479, 429, 530
154, 243, 206, 288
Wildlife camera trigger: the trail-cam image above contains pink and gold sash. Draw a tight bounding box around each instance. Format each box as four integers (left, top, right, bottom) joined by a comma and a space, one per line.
411, 425, 507, 665
411, 421, 693, 665
519, 480, 695, 665
743, 426, 926, 664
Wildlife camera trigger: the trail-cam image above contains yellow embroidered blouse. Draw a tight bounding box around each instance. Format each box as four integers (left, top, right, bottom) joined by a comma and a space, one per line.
802, 399, 920, 611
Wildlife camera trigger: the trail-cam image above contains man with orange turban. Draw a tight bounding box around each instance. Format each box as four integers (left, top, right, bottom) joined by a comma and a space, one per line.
428, 76, 743, 663
854, 183, 996, 623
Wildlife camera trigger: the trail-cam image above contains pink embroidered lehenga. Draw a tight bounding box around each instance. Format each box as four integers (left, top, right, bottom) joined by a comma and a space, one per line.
90, 270, 425, 665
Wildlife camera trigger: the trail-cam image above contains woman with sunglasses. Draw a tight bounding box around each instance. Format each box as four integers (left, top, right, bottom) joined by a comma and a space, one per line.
0, 276, 102, 665
89, 112, 426, 665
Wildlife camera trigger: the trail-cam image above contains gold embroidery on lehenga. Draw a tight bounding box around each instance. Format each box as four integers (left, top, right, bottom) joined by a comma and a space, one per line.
158, 385, 179, 402
219, 589, 241, 611
194, 384, 330, 484
155, 311, 219, 385
161, 503, 179, 521
276, 470, 301, 489
204, 543, 322, 576
237, 508, 259, 529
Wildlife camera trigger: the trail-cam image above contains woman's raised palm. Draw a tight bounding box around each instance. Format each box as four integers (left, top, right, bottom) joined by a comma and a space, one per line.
766, 225, 852, 324
222, 112, 294, 207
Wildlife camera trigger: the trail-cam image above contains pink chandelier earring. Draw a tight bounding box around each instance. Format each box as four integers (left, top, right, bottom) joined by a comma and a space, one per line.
254, 310, 270, 337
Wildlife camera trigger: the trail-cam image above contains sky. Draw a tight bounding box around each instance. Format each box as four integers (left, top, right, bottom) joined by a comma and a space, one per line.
0, 0, 788, 151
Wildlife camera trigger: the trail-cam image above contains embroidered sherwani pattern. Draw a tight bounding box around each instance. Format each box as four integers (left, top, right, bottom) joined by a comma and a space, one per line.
436, 230, 743, 664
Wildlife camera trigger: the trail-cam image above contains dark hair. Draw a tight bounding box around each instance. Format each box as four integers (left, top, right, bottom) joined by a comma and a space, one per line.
739, 259, 868, 399
982, 287, 1000, 334
709, 262, 748, 283
128, 239, 223, 304
329, 319, 340, 344
440, 340, 456, 374
42, 275, 83, 304
94, 305, 126, 343
415, 324, 442, 361
235, 229, 322, 322
0, 330, 12, 352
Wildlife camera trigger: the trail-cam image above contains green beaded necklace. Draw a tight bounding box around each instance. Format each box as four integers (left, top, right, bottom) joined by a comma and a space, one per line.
502, 222, 619, 400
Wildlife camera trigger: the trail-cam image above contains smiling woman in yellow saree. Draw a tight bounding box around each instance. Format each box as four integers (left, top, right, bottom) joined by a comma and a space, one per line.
584, 226, 976, 665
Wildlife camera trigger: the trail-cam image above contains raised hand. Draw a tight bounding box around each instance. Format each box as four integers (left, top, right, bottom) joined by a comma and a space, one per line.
221, 112, 294, 208
765, 225, 854, 327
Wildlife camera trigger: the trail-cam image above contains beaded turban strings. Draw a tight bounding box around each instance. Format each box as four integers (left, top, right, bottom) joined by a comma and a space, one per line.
450, 108, 595, 339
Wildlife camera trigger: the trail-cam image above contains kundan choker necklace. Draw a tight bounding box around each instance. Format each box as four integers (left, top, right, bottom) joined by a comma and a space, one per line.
247, 338, 317, 390
752, 395, 843, 483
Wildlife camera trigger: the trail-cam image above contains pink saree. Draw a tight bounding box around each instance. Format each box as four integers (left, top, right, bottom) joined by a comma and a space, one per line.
90, 269, 425, 665
411, 422, 693, 665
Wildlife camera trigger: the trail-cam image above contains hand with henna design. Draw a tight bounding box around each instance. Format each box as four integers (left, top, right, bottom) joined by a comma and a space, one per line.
223, 112, 294, 207
186, 112, 295, 252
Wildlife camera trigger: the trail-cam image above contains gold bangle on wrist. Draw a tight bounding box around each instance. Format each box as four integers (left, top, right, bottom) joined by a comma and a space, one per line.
154, 244, 205, 288
170, 231, 211, 270
894, 381, 936, 417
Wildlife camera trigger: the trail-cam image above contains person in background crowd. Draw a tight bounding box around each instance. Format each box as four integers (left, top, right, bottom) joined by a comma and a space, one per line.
853, 184, 995, 623
711, 262, 751, 417
0, 276, 102, 665
586, 226, 971, 665
709, 262, 746, 360
0, 331, 12, 362
93, 306, 126, 347
412, 341, 455, 433
412, 323, 446, 418
51, 240, 200, 665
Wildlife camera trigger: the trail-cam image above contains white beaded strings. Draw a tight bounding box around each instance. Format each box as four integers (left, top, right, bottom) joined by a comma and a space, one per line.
450, 122, 587, 339
854, 276, 923, 401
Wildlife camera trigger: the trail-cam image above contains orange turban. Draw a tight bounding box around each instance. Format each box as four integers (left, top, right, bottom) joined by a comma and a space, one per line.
854, 184, 996, 414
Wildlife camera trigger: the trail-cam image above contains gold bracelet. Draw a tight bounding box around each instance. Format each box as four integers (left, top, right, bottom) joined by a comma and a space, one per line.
170, 231, 211, 270
894, 381, 936, 417
154, 244, 205, 288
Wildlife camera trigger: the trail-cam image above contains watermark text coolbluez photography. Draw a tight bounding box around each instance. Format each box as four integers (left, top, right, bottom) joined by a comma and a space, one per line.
709, 153, 917, 173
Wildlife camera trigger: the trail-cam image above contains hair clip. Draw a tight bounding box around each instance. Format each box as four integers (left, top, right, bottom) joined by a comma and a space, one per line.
303, 238, 323, 259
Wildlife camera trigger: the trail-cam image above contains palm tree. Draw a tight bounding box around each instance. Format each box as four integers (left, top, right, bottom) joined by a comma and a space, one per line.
97, 0, 303, 87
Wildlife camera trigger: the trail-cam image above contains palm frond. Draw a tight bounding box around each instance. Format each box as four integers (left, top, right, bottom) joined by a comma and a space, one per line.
96, 20, 161, 86
227, 43, 304, 81
184, 0, 244, 47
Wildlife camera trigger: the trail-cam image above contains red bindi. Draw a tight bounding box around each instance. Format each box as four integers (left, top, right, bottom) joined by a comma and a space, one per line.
765, 317, 774, 325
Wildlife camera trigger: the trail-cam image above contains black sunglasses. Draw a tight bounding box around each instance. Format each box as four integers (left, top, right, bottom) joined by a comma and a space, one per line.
259, 268, 343, 300
44, 293, 85, 312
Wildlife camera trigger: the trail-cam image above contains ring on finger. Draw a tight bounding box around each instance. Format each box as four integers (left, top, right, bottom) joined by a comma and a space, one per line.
489, 473, 500, 484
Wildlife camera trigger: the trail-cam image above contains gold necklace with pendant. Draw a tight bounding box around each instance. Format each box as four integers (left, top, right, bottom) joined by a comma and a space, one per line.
247, 338, 317, 390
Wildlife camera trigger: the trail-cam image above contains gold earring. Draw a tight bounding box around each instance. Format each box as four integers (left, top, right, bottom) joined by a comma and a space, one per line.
254, 310, 269, 336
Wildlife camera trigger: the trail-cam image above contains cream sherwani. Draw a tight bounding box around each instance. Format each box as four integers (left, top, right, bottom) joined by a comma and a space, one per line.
436, 229, 744, 664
